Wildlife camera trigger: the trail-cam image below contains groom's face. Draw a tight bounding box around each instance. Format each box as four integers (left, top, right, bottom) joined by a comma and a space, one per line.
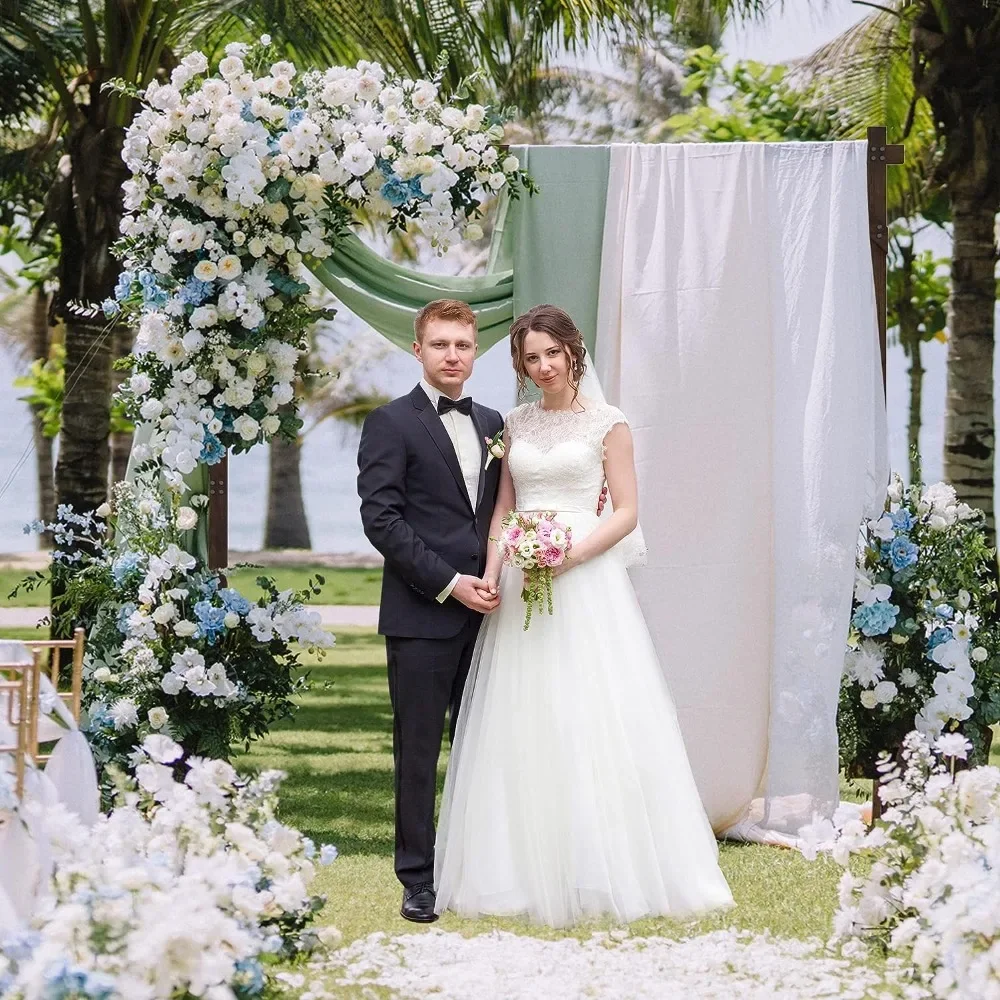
413, 319, 477, 396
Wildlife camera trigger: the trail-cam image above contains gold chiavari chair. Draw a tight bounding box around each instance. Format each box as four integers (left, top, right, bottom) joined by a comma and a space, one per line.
0, 629, 86, 796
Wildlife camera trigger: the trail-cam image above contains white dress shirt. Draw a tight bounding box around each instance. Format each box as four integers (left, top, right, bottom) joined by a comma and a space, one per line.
420, 379, 483, 602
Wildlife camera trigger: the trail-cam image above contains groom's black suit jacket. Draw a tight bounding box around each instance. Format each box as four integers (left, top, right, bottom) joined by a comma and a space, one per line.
358, 384, 504, 639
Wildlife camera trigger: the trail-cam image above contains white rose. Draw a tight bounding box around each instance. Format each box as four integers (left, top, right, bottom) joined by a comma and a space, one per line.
233, 414, 260, 441
261, 414, 281, 436
140, 398, 164, 421
956, 589, 972, 609
176, 506, 198, 531
873, 680, 897, 705
463, 222, 484, 242
246, 352, 268, 377
928, 514, 948, 531
193, 260, 218, 281
973, 646, 989, 663
129, 373, 152, 396
217, 255, 243, 280
95, 502, 112, 518
502, 154, 520, 174
859, 690, 878, 710
152, 603, 177, 625
224, 611, 240, 629
147, 707, 169, 730
161, 673, 184, 696
92, 666, 112, 683
174, 620, 198, 637
247, 237, 267, 258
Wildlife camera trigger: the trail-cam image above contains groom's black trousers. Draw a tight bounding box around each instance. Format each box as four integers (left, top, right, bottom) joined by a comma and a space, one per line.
385, 615, 481, 888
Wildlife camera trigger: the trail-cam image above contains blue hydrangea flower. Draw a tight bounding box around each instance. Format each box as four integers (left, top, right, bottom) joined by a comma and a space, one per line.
112, 551, 143, 584
888, 535, 919, 571
116, 601, 137, 634
934, 603, 955, 620
927, 627, 952, 652
890, 507, 916, 532
380, 176, 411, 207
240, 100, 257, 123
200, 432, 226, 465
852, 600, 900, 637
234, 959, 265, 996
179, 276, 213, 305
218, 587, 252, 616
407, 176, 425, 199
194, 600, 227, 643
288, 107, 305, 126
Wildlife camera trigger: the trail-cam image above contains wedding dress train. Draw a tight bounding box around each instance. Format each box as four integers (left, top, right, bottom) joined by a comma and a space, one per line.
434, 400, 733, 926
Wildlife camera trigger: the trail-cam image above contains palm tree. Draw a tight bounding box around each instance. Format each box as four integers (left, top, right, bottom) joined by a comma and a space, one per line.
792, 1, 1000, 540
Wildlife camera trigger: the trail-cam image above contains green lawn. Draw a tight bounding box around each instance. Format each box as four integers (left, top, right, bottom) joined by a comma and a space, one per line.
0, 565, 383, 607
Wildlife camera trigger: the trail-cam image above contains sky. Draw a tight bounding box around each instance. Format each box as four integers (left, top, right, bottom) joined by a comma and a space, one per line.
722, 1, 870, 63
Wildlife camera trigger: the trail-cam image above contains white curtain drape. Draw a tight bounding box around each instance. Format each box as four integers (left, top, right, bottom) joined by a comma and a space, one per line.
595, 141, 888, 839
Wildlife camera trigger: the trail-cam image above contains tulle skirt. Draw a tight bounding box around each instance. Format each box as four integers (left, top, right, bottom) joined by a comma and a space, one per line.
434, 511, 734, 927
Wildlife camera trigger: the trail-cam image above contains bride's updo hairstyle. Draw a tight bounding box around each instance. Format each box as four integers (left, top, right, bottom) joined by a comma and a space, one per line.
509, 304, 587, 398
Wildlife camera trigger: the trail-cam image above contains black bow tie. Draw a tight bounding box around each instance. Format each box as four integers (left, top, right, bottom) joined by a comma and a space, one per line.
437, 395, 473, 417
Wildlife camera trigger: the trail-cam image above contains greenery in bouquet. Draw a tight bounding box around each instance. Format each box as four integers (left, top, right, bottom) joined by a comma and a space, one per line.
103, 36, 529, 487
0, 737, 339, 1000
838, 473, 1000, 775
21, 474, 333, 785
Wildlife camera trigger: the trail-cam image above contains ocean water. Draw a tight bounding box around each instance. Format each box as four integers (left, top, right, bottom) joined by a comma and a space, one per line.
0, 329, 965, 556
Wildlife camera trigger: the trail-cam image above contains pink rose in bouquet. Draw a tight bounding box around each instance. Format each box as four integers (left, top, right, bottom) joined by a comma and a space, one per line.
493, 510, 573, 629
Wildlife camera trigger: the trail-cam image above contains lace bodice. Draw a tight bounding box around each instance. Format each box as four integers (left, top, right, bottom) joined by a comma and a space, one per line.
505, 399, 627, 513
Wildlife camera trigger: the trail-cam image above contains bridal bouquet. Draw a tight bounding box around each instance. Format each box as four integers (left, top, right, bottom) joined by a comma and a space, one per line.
838, 473, 1000, 776
495, 511, 573, 629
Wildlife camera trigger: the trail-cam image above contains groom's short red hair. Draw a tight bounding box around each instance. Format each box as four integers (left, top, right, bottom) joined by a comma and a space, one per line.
414, 299, 478, 343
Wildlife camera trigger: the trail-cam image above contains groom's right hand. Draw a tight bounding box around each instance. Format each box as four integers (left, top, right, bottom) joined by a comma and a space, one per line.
453, 575, 501, 614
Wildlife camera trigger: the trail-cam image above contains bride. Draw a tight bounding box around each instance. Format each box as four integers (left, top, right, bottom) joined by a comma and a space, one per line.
434, 305, 734, 926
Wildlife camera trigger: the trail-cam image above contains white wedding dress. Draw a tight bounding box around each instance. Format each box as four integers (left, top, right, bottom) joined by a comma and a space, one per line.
434, 399, 733, 926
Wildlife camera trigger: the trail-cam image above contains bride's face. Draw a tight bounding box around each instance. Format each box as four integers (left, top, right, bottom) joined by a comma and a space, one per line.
522, 330, 571, 393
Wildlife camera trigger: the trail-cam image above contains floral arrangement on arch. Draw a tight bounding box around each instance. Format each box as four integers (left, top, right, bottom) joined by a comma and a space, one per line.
801, 731, 1000, 999
838, 473, 1000, 774
104, 37, 528, 487
0, 737, 339, 999
22, 473, 332, 784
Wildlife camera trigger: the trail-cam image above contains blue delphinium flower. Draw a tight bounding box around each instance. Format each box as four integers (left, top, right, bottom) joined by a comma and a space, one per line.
116, 601, 137, 634
888, 535, 919, 571
200, 432, 226, 465
180, 276, 213, 306
22, 519, 45, 535
218, 587, 253, 616
112, 551, 143, 584
288, 107, 306, 126
890, 507, 916, 532
200, 575, 220, 598
852, 600, 900, 637
101, 297, 121, 317
194, 600, 227, 643
380, 176, 411, 207
113, 270, 134, 301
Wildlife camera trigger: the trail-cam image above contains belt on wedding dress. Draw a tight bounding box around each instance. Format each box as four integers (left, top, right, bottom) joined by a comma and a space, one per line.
517, 506, 594, 515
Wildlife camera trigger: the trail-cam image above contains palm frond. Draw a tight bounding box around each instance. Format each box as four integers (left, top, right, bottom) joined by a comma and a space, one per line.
791, 3, 935, 218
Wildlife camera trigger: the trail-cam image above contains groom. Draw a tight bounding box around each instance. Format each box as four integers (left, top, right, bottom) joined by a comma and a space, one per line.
357, 299, 504, 923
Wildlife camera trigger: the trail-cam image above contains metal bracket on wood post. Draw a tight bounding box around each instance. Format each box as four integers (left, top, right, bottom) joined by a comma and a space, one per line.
866, 125, 905, 398
208, 451, 228, 574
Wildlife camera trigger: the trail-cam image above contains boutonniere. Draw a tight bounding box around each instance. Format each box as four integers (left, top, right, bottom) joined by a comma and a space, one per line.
484, 428, 505, 469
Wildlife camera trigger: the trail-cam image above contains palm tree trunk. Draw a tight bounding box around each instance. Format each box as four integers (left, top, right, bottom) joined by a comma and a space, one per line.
264, 404, 312, 549
907, 337, 923, 488
29, 289, 55, 545
943, 200, 997, 542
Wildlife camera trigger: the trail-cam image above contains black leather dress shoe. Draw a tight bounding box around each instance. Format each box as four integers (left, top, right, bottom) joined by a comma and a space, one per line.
401, 882, 438, 923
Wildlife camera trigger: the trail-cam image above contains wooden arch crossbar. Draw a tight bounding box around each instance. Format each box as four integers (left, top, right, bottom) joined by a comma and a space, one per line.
205, 128, 904, 569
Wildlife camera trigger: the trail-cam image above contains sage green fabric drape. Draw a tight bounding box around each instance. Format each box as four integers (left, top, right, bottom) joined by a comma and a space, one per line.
308, 145, 612, 358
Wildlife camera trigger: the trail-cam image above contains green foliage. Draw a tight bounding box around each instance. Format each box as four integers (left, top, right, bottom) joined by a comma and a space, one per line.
666, 47, 841, 143
887, 236, 949, 351
14, 343, 132, 437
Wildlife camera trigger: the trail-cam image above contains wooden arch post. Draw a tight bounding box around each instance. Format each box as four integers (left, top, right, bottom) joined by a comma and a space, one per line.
204, 130, 906, 571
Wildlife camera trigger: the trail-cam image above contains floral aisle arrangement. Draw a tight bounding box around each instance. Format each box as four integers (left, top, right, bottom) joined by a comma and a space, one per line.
0, 735, 340, 999
803, 731, 1000, 999
22, 474, 332, 779
838, 473, 1000, 773
495, 511, 573, 629
104, 37, 528, 486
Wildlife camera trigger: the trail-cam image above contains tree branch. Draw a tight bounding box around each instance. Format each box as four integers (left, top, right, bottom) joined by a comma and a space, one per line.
850, 1, 902, 16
